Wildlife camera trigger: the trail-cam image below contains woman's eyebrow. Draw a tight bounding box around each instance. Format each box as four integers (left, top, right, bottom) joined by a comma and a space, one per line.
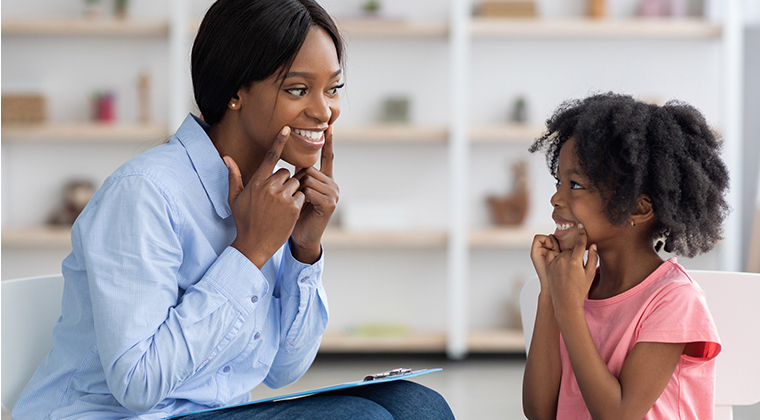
284, 69, 342, 80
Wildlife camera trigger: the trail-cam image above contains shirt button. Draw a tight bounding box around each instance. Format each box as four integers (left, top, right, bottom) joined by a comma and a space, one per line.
255, 332, 261, 340
251, 295, 258, 303
223, 366, 230, 373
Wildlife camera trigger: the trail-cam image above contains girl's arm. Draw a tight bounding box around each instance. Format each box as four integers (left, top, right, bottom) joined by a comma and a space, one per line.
522, 235, 563, 420
547, 225, 683, 420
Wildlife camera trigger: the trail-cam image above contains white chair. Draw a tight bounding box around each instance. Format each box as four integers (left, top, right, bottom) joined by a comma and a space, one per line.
519, 270, 760, 420
1, 274, 65, 413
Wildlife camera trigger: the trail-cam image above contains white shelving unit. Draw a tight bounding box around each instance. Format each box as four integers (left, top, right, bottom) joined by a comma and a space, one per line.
2, 0, 745, 358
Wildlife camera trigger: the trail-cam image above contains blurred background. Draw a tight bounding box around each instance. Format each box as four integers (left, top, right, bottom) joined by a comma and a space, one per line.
2, 0, 759, 418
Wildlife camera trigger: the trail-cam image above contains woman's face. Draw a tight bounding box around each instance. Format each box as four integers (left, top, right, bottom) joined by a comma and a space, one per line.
237, 27, 342, 169
550, 137, 620, 251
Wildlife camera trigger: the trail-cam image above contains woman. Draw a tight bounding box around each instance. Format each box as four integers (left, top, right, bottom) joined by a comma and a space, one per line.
13, 1, 454, 419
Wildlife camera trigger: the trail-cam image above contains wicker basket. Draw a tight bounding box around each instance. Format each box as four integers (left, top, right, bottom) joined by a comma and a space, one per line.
2, 94, 46, 124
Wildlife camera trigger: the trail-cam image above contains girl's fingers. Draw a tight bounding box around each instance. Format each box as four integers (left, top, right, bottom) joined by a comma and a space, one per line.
571, 223, 588, 261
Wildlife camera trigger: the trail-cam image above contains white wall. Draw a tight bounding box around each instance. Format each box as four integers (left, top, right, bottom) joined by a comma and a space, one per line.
1, 0, 740, 334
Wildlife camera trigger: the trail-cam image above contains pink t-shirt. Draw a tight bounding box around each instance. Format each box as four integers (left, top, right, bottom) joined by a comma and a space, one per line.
557, 258, 721, 419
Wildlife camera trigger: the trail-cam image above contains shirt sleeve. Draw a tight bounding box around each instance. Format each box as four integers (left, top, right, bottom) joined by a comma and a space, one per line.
636, 282, 722, 361
80, 174, 266, 412
263, 239, 329, 389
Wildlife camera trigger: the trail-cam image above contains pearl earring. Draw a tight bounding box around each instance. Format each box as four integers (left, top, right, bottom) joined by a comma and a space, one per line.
631, 220, 635, 227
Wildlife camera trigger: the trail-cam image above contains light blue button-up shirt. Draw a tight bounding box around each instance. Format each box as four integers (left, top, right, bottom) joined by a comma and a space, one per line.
13, 114, 329, 419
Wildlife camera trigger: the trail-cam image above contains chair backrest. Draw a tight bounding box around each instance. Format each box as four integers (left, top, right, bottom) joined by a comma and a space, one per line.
518, 270, 760, 419
1, 274, 64, 412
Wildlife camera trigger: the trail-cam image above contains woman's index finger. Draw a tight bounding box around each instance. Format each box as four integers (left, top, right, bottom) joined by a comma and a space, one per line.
254, 126, 290, 181
320, 125, 334, 177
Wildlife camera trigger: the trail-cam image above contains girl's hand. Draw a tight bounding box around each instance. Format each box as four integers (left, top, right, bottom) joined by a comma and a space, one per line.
545, 224, 598, 315
225, 127, 305, 269
290, 125, 339, 264
531, 234, 560, 292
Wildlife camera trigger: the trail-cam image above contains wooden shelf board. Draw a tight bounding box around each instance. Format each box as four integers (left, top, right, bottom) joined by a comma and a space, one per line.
2, 122, 169, 142
471, 18, 722, 39
1, 18, 170, 36
337, 19, 448, 38
2, 226, 543, 249
322, 229, 447, 248
468, 329, 525, 352
2, 225, 72, 248
469, 227, 538, 248
319, 329, 525, 353
469, 124, 544, 143
334, 125, 448, 143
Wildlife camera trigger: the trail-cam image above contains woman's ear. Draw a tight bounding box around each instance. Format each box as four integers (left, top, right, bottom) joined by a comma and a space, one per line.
630, 194, 655, 227
228, 93, 241, 110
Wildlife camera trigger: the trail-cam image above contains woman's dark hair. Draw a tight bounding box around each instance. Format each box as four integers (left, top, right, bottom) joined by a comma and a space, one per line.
191, 0, 345, 126
530, 92, 730, 258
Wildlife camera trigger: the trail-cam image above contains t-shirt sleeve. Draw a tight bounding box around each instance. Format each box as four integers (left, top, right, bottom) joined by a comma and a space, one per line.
637, 282, 722, 361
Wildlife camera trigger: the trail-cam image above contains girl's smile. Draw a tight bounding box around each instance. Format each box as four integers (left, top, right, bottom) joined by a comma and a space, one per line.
291, 128, 326, 150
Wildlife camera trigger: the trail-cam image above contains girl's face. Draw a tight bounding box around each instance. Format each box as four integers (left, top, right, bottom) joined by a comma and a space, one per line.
237, 27, 342, 169
551, 137, 620, 251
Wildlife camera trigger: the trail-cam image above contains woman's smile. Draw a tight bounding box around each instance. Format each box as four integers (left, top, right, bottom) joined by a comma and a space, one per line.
292, 128, 326, 149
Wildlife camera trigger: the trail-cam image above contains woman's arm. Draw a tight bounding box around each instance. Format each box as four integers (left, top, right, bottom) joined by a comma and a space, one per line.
522, 235, 563, 419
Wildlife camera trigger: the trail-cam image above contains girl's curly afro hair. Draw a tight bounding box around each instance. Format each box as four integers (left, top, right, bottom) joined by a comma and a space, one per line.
530, 92, 730, 258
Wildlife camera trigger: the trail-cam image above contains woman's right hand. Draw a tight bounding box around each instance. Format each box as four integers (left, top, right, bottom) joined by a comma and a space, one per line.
225, 126, 305, 269
530, 234, 560, 292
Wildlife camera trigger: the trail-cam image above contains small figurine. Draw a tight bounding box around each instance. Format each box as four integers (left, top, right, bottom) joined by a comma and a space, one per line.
49, 179, 96, 226
381, 96, 410, 123
114, 0, 129, 19
510, 96, 528, 124
363, 0, 381, 15
487, 161, 529, 226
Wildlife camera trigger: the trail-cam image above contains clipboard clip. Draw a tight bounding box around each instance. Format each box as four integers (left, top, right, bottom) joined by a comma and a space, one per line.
363, 367, 413, 381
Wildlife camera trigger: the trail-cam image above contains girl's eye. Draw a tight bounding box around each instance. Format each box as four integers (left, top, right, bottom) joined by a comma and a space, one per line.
286, 88, 307, 97
327, 83, 344, 96
570, 181, 583, 190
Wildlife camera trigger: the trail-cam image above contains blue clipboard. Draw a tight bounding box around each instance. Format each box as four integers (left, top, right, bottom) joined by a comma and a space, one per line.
165, 368, 442, 419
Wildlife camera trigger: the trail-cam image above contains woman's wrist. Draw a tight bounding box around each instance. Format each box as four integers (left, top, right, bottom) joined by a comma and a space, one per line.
290, 238, 321, 265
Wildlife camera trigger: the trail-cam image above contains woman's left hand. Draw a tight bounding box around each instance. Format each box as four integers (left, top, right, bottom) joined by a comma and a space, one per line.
290, 125, 339, 264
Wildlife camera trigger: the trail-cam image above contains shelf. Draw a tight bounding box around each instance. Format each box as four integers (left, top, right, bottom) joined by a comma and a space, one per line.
471, 17, 722, 39
337, 18, 448, 38
469, 227, 540, 248
334, 125, 448, 143
1, 18, 170, 36
319, 329, 524, 353
323, 229, 448, 248
2, 226, 541, 249
2, 225, 72, 248
1, 122, 170, 143
469, 124, 544, 143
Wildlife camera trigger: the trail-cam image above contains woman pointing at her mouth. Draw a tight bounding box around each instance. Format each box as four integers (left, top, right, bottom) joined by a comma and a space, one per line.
13, 1, 454, 419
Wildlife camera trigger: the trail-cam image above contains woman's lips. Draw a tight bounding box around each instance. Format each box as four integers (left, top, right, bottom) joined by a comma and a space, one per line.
291, 128, 325, 150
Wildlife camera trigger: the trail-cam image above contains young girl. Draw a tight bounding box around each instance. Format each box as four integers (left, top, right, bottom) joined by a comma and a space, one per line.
13, 0, 453, 419
523, 93, 728, 420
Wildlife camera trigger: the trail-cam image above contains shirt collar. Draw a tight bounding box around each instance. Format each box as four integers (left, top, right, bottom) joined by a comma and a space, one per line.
175, 113, 232, 219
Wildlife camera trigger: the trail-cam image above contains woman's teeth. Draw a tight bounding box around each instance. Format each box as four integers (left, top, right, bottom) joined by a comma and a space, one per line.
556, 222, 574, 231
294, 129, 323, 142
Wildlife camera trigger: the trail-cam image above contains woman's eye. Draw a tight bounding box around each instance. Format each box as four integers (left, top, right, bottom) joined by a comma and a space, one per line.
327, 84, 344, 96
286, 88, 307, 97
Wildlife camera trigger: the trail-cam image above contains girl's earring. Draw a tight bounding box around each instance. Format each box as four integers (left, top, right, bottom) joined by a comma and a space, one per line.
631, 220, 636, 227
230, 103, 237, 108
